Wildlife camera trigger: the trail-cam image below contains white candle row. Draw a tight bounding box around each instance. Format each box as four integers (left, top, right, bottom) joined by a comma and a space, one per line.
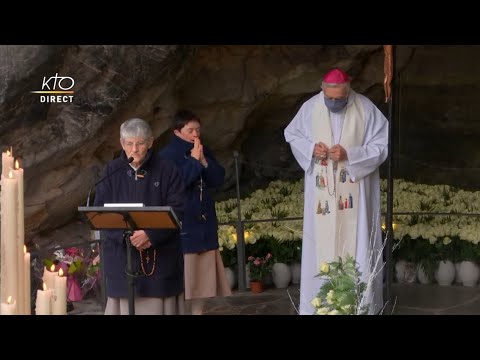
1, 169, 19, 313
1, 148, 66, 315
1, 296, 16, 315
37, 268, 67, 315
1, 149, 29, 315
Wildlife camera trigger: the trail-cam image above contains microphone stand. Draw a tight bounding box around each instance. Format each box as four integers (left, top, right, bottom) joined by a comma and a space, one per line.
123, 229, 138, 315
86, 156, 134, 207
86, 155, 136, 313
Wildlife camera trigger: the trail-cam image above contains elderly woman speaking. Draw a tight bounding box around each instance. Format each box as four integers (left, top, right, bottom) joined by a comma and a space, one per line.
94, 118, 186, 315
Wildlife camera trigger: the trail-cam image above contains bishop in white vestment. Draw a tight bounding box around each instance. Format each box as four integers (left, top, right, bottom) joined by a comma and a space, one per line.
284, 68, 389, 315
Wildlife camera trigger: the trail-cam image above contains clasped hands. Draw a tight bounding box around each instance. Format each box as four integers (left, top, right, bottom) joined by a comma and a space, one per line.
313, 142, 347, 162
130, 230, 152, 251
190, 138, 208, 167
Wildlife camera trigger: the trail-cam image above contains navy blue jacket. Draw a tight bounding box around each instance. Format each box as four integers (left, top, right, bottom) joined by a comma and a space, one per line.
93, 150, 185, 298
159, 136, 225, 254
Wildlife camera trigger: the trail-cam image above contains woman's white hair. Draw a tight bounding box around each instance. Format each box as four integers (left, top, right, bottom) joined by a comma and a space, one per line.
120, 118, 153, 140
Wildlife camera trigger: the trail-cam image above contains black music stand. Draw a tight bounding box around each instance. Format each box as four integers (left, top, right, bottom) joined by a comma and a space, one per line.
78, 206, 181, 315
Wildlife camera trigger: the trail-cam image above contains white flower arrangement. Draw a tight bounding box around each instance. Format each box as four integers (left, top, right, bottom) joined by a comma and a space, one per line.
311, 255, 368, 315
216, 178, 480, 272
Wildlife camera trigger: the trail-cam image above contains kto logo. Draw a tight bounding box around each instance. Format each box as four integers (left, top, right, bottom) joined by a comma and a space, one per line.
31, 73, 75, 103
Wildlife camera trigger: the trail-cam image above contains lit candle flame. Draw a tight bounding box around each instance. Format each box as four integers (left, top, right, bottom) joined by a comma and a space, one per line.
7, 296, 12, 305
24, 245, 27, 254
50, 264, 55, 272
381, 223, 397, 231
6, 149, 10, 156
15, 159, 20, 170
8, 170, 13, 179
229, 231, 252, 243
59, 268, 64, 277
43, 282, 47, 291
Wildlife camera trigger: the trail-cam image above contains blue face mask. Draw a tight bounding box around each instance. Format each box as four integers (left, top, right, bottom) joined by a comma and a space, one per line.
324, 97, 348, 113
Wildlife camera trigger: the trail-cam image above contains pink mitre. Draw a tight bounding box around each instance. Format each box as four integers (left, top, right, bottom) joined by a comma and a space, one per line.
323, 68, 351, 83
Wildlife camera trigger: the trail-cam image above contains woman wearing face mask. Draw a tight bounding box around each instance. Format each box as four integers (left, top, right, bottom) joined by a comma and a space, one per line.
284, 68, 389, 315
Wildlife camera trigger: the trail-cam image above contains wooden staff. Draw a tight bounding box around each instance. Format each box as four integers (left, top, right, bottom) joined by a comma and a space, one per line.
383, 45, 393, 103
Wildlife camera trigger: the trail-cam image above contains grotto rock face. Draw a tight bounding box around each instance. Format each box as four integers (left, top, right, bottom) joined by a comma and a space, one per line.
0, 44, 477, 242
0, 45, 193, 235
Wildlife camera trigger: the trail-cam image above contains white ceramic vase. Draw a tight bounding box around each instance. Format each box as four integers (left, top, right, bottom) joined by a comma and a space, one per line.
290, 262, 301, 284
416, 264, 431, 284
272, 262, 292, 288
224, 267, 236, 289
435, 260, 455, 286
454, 262, 462, 283
245, 265, 250, 288
395, 260, 416, 283
458, 261, 480, 287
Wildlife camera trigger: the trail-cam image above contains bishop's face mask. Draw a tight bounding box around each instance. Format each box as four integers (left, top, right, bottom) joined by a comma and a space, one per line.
324, 96, 348, 113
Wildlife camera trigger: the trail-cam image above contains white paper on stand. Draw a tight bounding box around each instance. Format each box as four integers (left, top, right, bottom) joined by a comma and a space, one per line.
104, 203, 145, 207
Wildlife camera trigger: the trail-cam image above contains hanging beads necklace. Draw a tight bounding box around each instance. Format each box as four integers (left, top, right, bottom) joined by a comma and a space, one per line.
139, 249, 156, 276
325, 107, 345, 198
325, 160, 337, 197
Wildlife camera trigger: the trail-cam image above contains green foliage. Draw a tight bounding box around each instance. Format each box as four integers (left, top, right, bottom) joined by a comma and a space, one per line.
408, 214, 419, 226
289, 241, 302, 263
220, 247, 237, 268
223, 199, 237, 214
442, 186, 452, 201
43, 258, 54, 269
271, 208, 288, 219
245, 237, 273, 259
68, 259, 83, 274
393, 236, 417, 263
271, 239, 302, 264
279, 185, 293, 197
412, 238, 437, 280
434, 238, 454, 261
312, 255, 368, 315
457, 239, 479, 262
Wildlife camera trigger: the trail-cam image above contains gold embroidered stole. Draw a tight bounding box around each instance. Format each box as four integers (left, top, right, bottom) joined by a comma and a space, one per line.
312, 93, 365, 267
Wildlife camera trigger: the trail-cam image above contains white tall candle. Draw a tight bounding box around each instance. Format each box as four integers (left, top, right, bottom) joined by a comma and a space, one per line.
1, 150, 14, 179
1, 296, 17, 315
13, 161, 25, 314
35, 283, 52, 315
0, 171, 18, 307
1, 150, 14, 298
42, 265, 57, 292
24, 246, 31, 315
52, 269, 67, 315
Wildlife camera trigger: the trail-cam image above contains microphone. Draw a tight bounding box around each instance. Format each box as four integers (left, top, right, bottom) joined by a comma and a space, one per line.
86, 156, 134, 206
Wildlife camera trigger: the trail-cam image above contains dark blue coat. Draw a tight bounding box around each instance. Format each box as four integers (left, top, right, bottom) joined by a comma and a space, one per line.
94, 150, 185, 298
159, 136, 225, 254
